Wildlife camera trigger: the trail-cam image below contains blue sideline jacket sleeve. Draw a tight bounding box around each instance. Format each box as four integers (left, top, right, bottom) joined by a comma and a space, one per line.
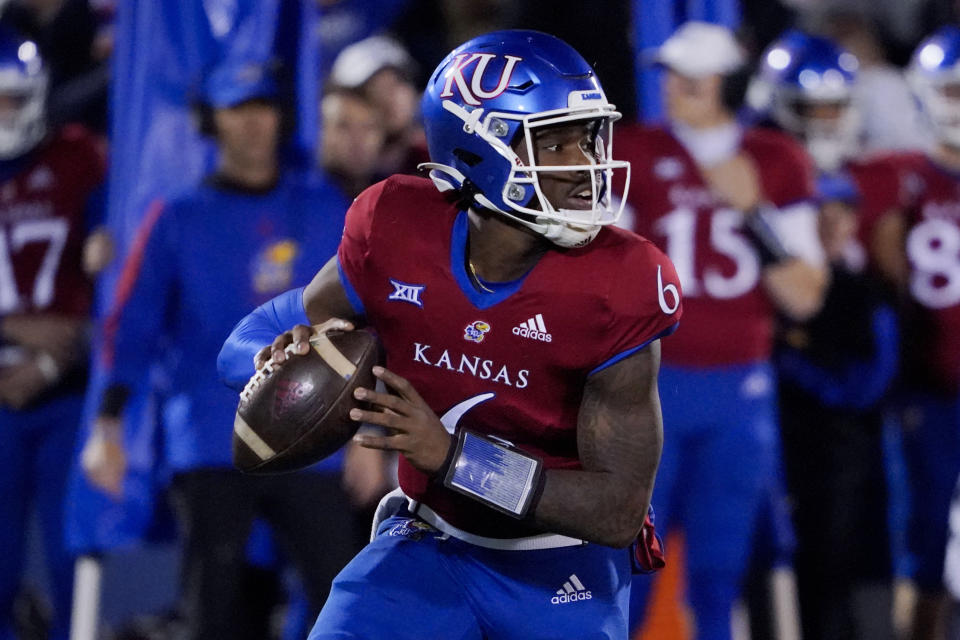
777, 304, 899, 410
217, 287, 309, 391
100, 203, 177, 395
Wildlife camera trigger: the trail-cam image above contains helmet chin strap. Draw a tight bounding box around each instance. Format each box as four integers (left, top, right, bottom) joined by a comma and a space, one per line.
419, 162, 600, 248
537, 217, 600, 248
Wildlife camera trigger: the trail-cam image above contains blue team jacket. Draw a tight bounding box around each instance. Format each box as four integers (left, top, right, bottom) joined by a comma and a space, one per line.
100, 171, 347, 471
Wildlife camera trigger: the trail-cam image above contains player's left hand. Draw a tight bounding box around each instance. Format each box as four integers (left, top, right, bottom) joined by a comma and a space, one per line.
0, 359, 51, 409
351, 366, 452, 475
1, 314, 82, 365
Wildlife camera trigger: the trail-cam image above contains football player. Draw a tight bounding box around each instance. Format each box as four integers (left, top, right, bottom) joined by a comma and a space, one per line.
751, 37, 906, 636
748, 30, 861, 173
219, 30, 682, 639
0, 28, 106, 640
871, 26, 960, 640
751, 30, 904, 269
616, 22, 828, 639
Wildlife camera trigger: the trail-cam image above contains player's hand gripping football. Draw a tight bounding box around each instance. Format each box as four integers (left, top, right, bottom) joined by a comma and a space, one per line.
351, 368, 453, 476
254, 318, 354, 371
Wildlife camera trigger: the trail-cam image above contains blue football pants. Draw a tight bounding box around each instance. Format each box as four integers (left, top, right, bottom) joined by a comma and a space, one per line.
0, 394, 83, 640
629, 362, 779, 640
899, 393, 960, 591
309, 510, 636, 639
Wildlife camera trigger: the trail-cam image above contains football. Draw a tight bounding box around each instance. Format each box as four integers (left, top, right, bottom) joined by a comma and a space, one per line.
232, 328, 382, 473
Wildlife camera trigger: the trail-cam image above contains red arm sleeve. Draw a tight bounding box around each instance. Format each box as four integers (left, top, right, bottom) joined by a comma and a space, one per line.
336, 180, 387, 313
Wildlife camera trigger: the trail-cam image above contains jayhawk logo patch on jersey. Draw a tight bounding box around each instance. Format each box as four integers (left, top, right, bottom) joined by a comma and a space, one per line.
252, 239, 298, 294
463, 320, 491, 343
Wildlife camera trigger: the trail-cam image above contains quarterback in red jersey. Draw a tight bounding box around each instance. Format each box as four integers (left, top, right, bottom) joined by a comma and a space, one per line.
220, 30, 681, 639
616, 22, 827, 640
0, 29, 106, 640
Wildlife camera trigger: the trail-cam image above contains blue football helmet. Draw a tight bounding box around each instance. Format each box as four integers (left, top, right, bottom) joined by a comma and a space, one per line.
748, 30, 859, 170
420, 30, 630, 248
908, 26, 960, 148
0, 29, 46, 159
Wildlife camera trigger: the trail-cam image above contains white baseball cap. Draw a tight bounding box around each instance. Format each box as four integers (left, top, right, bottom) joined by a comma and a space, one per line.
656, 21, 745, 78
329, 35, 415, 89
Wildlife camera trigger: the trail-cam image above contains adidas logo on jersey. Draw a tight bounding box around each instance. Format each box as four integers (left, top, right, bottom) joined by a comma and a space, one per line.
551, 574, 592, 604
512, 314, 551, 342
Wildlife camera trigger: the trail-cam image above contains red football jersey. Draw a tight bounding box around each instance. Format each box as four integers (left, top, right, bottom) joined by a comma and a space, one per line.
0, 127, 105, 317
618, 125, 816, 366
891, 152, 960, 391
846, 154, 904, 260
338, 175, 682, 538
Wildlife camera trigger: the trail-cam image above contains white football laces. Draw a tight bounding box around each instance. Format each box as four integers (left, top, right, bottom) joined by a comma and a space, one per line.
240, 342, 302, 404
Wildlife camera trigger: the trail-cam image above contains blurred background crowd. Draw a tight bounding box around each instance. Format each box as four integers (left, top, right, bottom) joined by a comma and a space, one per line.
5, 0, 960, 639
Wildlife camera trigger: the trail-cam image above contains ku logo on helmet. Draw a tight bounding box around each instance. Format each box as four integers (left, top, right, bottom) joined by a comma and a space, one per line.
440, 53, 523, 106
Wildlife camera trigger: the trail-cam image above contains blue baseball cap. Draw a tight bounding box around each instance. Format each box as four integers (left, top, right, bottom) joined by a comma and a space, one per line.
200, 59, 279, 108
